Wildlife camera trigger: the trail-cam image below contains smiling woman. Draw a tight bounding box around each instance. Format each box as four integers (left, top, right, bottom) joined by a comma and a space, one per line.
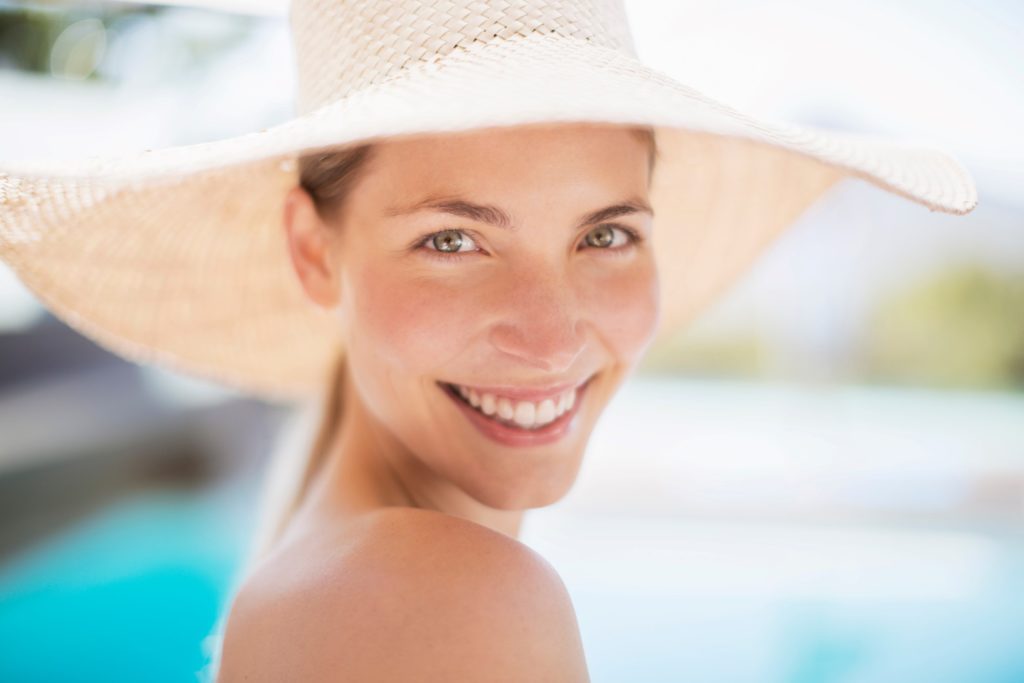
0, 0, 977, 680
215, 123, 659, 682
295, 123, 658, 523
280, 122, 655, 532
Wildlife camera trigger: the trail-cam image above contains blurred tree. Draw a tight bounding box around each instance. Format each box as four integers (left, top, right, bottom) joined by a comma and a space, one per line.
0, 9, 60, 73
0, 4, 247, 82
862, 263, 1024, 389
0, 5, 137, 78
638, 329, 767, 378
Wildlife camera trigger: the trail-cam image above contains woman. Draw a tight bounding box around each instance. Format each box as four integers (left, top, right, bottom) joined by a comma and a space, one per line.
0, 1, 976, 681
219, 122, 656, 681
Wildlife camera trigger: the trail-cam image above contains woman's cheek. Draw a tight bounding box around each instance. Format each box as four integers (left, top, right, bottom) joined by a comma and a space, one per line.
353, 266, 481, 366
586, 261, 660, 358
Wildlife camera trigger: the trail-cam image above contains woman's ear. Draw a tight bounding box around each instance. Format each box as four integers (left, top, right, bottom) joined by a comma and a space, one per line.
282, 185, 342, 309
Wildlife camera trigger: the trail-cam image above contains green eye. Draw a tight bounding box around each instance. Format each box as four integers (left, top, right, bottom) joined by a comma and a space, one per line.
585, 225, 615, 248
431, 229, 468, 253
417, 228, 481, 263
582, 224, 641, 252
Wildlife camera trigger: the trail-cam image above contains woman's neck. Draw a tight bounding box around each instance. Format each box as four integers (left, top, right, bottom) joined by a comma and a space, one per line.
300, 374, 526, 540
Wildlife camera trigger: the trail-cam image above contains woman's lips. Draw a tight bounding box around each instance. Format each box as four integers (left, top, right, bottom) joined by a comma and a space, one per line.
438, 375, 594, 447
444, 377, 590, 403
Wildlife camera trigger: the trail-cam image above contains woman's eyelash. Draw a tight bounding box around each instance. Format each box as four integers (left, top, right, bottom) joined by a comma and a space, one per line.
414, 224, 643, 263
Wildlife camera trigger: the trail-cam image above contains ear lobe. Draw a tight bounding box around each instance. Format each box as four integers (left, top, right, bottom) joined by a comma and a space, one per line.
282, 185, 342, 309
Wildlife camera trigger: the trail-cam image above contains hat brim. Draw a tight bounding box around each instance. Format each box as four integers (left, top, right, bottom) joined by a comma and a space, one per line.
0, 33, 978, 401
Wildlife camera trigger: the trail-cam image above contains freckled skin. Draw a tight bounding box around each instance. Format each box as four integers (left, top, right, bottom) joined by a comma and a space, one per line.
281, 123, 659, 538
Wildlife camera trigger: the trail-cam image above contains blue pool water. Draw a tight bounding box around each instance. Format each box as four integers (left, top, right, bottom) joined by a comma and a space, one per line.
0, 488, 244, 683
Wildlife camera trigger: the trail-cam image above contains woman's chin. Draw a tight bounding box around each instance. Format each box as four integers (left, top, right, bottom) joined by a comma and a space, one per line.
427, 369, 610, 509
466, 454, 588, 511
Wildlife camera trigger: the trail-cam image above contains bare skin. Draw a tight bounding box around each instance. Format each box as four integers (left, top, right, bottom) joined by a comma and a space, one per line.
217, 123, 659, 682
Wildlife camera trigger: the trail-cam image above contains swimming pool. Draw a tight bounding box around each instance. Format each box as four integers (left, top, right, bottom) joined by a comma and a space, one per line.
0, 487, 243, 682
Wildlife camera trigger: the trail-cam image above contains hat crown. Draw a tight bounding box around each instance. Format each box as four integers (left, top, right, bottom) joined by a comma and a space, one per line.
289, 0, 637, 113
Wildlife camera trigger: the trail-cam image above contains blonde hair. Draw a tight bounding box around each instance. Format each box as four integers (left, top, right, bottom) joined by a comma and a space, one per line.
242, 348, 348, 567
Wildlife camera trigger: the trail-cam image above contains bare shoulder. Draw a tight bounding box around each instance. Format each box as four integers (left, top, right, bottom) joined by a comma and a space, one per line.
217, 507, 589, 682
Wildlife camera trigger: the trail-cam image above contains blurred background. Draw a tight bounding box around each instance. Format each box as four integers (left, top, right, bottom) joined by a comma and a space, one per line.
0, 0, 1021, 681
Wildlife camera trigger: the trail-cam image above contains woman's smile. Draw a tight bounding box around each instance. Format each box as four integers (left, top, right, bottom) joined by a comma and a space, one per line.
437, 373, 597, 446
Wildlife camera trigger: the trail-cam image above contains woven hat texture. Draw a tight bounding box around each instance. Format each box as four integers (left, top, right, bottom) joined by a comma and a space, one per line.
0, 0, 979, 402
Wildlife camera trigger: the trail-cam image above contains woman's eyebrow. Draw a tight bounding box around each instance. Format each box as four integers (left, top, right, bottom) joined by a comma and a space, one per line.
384, 195, 653, 231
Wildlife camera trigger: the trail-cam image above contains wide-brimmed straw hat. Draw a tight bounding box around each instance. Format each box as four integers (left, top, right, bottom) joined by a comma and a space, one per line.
0, 0, 978, 402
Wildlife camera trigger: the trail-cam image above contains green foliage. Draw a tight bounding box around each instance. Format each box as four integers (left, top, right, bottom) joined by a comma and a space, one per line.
863, 264, 1024, 389
0, 4, 247, 82
638, 330, 768, 377
0, 10, 61, 73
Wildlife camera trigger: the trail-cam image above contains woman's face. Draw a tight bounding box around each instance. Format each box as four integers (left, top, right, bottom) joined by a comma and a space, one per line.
328, 123, 658, 509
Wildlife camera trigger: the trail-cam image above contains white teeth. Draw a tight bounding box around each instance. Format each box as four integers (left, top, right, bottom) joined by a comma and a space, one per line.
497, 397, 514, 420
536, 398, 556, 424
450, 382, 582, 429
513, 401, 535, 427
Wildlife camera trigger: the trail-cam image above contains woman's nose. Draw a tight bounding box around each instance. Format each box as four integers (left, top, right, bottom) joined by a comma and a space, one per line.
487, 272, 587, 374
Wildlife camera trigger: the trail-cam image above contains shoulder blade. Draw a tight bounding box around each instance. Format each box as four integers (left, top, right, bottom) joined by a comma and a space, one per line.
217, 507, 590, 682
